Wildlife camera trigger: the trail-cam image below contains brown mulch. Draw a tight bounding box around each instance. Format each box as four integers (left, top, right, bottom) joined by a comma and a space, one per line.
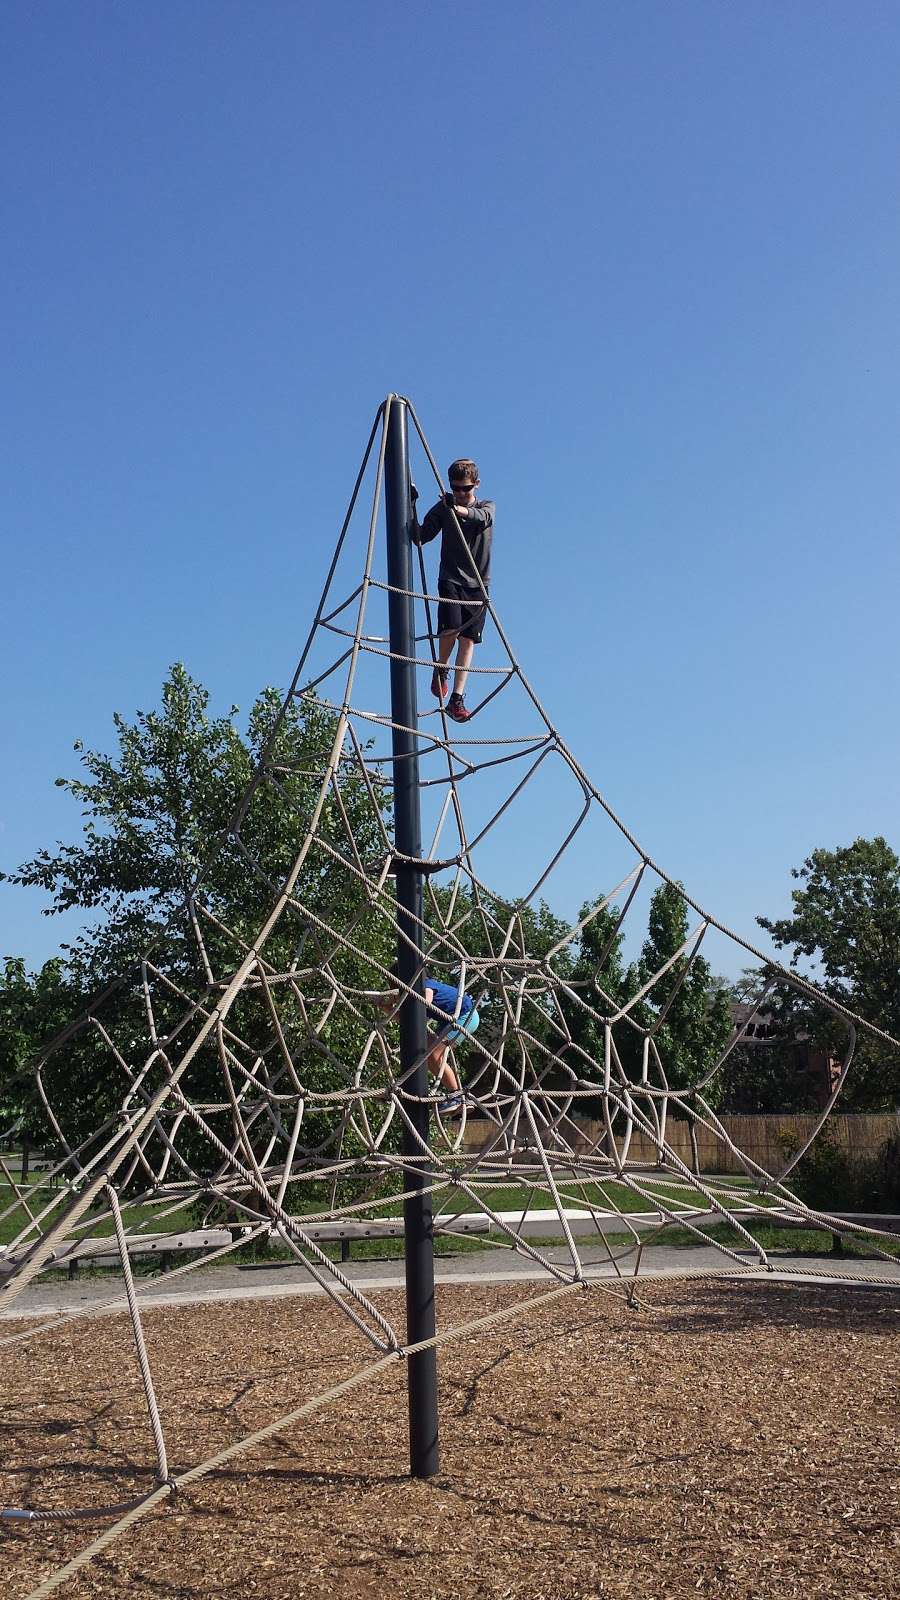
1, 1277, 898, 1600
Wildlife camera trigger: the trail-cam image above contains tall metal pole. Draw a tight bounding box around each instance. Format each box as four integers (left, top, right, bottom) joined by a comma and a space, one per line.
384, 394, 439, 1478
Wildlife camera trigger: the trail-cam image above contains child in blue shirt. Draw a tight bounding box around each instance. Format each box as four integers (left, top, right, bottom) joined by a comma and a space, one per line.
379, 970, 480, 1112
424, 975, 480, 1106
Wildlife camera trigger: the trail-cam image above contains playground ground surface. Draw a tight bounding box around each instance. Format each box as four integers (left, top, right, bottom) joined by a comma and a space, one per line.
3, 1272, 898, 1600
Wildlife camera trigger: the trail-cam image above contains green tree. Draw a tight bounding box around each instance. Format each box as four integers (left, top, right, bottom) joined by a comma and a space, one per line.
5, 665, 389, 983
712, 969, 835, 1114
0, 957, 74, 1141
757, 836, 900, 1110
557, 898, 628, 1102
717, 1030, 826, 1115
621, 881, 733, 1108
2, 665, 395, 1160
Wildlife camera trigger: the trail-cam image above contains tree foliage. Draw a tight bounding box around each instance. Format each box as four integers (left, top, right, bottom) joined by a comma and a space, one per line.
1, 665, 395, 1155
757, 837, 900, 1109
557, 899, 627, 1103
4, 664, 389, 985
15, 670, 891, 1163
620, 882, 733, 1109
0, 957, 73, 1138
716, 1032, 827, 1115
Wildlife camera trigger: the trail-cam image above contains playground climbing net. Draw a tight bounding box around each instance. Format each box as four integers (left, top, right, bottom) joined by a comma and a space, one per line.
2, 396, 898, 1584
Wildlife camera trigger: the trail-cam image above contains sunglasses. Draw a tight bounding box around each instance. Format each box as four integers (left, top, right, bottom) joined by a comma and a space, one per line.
450, 482, 475, 492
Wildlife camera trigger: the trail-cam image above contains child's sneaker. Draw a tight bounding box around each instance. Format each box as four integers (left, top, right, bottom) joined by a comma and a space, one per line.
437, 1091, 465, 1117
431, 666, 448, 700
446, 693, 472, 723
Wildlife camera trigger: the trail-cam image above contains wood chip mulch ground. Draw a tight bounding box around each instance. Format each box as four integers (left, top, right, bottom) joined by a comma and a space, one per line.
2, 1276, 898, 1599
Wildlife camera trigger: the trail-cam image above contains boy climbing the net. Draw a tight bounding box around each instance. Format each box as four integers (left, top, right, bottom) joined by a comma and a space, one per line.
377, 967, 481, 1116
411, 457, 495, 724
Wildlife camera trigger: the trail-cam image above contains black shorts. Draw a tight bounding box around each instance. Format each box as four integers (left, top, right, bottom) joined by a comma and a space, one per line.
437, 579, 488, 644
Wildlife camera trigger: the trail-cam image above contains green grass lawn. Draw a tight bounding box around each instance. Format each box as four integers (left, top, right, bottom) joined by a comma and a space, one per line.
331, 1214, 899, 1264
34, 1220, 898, 1281
421, 1175, 782, 1220
0, 1172, 199, 1249
4, 1165, 895, 1278
586, 1219, 900, 1261
1, 1169, 776, 1248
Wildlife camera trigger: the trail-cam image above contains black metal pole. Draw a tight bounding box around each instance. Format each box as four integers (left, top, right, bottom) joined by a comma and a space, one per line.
384, 394, 439, 1479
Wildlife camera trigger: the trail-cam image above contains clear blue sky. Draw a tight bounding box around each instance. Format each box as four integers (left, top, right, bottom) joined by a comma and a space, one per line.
2, 1, 898, 979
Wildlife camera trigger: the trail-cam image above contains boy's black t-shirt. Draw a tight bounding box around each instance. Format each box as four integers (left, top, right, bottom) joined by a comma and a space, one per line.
413, 498, 495, 588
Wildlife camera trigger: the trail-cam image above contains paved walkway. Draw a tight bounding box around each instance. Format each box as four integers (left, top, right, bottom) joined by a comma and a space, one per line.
4, 1243, 898, 1321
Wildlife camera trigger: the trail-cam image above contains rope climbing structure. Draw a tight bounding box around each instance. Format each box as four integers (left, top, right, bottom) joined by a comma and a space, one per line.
2, 396, 898, 1586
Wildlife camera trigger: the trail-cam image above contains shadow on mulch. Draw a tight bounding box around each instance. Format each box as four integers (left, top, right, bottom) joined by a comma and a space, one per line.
644, 1277, 900, 1335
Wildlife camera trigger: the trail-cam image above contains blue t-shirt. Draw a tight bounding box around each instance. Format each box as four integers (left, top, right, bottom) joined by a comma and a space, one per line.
426, 976, 474, 1024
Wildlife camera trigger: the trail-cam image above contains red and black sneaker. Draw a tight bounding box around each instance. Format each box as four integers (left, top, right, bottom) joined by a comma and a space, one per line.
446, 693, 472, 723
430, 666, 449, 700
